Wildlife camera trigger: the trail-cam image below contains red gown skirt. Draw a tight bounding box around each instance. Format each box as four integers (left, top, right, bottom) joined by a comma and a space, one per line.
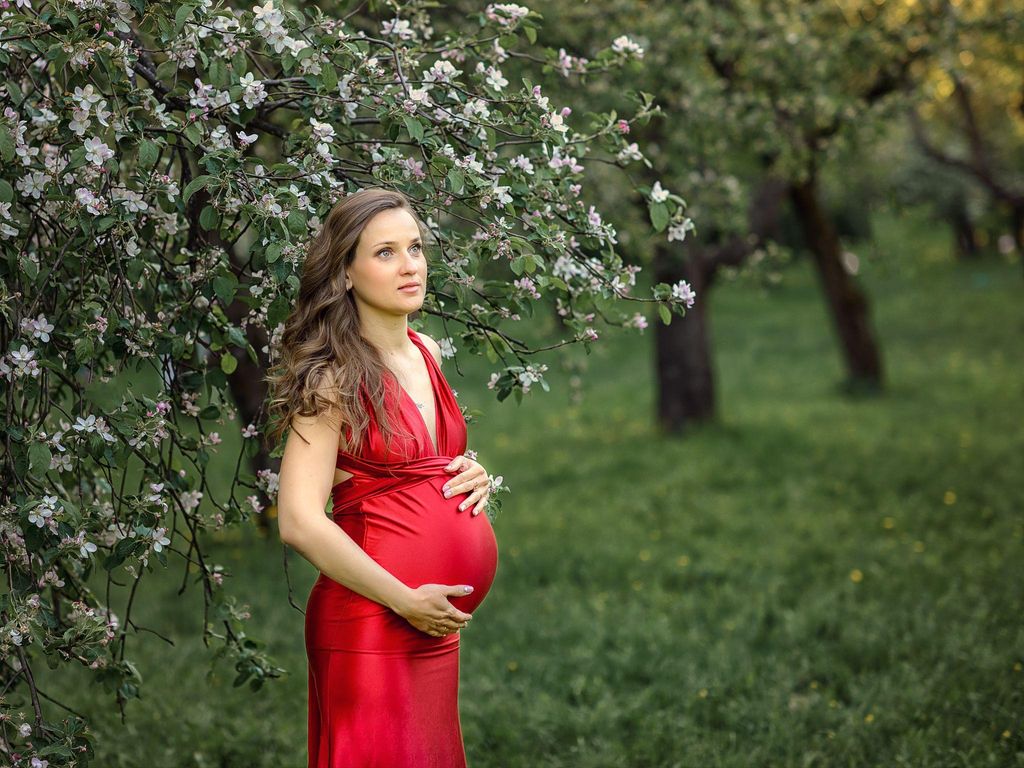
304, 328, 499, 767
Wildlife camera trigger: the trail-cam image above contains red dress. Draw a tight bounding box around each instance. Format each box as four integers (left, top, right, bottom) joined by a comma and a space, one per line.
304, 327, 499, 768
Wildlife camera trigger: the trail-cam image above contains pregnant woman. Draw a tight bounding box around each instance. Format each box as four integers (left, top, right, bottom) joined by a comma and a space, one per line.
267, 187, 500, 767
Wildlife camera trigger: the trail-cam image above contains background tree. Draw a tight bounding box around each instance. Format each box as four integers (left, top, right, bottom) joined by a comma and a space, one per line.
520, 0, 969, 430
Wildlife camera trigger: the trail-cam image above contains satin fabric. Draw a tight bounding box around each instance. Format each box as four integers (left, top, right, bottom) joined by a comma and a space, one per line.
305, 327, 499, 767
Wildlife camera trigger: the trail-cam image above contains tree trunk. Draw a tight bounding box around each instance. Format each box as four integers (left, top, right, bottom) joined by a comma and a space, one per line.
1012, 204, 1024, 277
653, 242, 715, 432
950, 194, 979, 260
189, 182, 276, 534
650, 176, 787, 433
789, 175, 884, 391
222, 299, 276, 536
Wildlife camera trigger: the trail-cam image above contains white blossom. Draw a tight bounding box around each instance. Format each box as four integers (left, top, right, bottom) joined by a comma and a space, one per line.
17, 171, 48, 199
671, 279, 697, 308
617, 142, 643, 162
650, 181, 669, 203
0, 202, 20, 239
83, 137, 114, 166
667, 217, 695, 242
19, 313, 54, 342
611, 35, 645, 58
239, 72, 268, 108
381, 18, 415, 40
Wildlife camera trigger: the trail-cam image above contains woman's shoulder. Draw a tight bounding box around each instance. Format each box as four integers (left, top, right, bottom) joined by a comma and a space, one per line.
412, 329, 443, 367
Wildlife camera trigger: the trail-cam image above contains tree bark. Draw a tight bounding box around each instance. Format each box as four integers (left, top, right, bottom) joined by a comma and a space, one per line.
653, 243, 715, 432
949, 192, 979, 260
652, 177, 787, 432
789, 175, 884, 391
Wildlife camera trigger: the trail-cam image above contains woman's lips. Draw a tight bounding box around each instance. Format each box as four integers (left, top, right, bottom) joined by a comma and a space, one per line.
399, 284, 420, 293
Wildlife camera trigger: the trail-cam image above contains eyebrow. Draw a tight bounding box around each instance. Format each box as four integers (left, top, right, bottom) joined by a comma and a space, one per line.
370, 237, 422, 248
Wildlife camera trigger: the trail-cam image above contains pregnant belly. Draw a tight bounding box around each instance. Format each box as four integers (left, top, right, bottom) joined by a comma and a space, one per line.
344, 475, 499, 614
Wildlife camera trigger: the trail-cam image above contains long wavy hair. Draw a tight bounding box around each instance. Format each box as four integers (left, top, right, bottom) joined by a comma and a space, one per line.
264, 187, 428, 455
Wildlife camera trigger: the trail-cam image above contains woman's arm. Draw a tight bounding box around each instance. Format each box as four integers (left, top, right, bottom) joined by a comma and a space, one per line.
276, 404, 415, 614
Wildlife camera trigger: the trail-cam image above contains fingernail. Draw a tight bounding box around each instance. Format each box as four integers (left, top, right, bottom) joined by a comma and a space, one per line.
458, 502, 465, 510
464, 586, 473, 593
442, 484, 450, 492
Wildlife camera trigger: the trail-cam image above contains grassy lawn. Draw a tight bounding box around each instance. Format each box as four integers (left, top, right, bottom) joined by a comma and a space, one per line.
41, 213, 1022, 766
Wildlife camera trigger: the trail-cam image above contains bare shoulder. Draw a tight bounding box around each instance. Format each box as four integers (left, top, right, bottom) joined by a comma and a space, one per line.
413, 330, 444, 367
290, 368, 345, 440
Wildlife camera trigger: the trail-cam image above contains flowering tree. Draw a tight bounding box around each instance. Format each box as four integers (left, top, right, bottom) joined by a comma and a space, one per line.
0, 0, 694, 763
527, 0, 960, 426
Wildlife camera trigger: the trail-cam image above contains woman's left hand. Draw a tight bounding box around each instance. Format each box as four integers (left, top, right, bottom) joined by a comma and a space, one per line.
442, 455, 490, 516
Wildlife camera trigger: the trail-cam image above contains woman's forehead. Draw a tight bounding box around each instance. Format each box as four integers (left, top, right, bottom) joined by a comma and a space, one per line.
361, 207, 420, 244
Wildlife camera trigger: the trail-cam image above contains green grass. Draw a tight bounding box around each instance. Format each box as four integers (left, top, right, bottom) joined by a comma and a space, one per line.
39, 212, 1023, 766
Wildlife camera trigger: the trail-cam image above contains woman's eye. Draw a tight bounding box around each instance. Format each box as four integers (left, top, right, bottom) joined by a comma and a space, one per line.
377, 249, 392, 258
411, 244, 421, 253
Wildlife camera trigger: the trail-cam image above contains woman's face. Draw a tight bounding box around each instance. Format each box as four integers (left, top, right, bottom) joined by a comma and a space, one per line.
345, 207, 427, 318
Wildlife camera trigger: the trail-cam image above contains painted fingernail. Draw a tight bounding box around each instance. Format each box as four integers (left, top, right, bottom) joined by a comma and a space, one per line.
442, 484, 450, 492
444, 489, 452, 498
459, 502, 466, 510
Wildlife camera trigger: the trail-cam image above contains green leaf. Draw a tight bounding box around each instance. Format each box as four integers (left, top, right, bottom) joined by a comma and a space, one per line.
213, 273, 237, 305
649, 201, 669, 232
0, 126, 15, 162
156, 59, 177, 81
265, 242, 283, 264
227, 326, 247, 347
221, 353, 238, 374
524, 25, 537, 44
267, 294, 290, 326
0, 179, 12, 203
447, 167, 464, 194
138, 140, 159, 168
209, 58, 228, 88
659, 303, 672, 326
184, 121, 203, 147
28, 442, 52, 480
320, 63, 338, 91
183, 175, 212, 204
200, 204, 220, 231
403, 115, 424, 143
174, 3, 196, 34
286, 209, 306, 235
73, 335, 94, 363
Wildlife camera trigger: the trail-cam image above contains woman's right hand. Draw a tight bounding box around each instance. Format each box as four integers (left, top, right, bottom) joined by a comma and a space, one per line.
395, 584, 474, 637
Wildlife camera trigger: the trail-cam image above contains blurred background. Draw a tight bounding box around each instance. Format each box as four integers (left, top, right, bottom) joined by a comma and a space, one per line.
40, 0, 1022, 765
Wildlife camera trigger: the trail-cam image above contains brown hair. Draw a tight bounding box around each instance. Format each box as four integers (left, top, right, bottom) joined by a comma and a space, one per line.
264, 187, 428, 455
